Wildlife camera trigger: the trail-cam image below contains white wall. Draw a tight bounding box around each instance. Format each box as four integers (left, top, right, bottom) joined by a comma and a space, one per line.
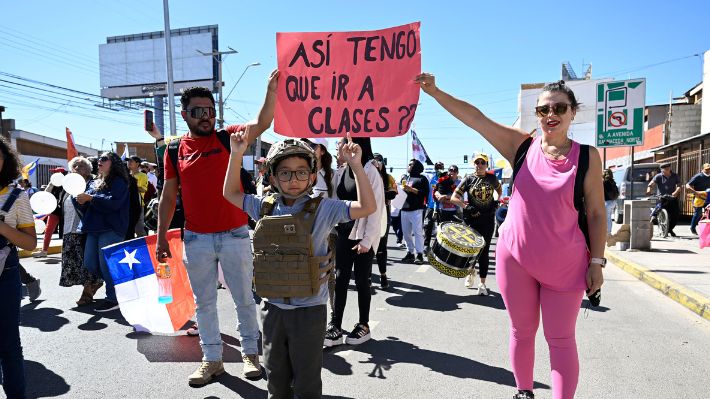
518, 78, 613, 146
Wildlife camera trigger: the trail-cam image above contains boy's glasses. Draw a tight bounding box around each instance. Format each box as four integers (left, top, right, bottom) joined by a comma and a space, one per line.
276, 169, 310, 182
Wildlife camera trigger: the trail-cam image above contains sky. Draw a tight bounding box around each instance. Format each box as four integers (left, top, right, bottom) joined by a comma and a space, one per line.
1, 0, 708, 172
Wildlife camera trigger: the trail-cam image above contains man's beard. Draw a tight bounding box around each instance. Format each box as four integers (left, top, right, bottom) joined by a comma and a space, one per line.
191, 124, 213, 136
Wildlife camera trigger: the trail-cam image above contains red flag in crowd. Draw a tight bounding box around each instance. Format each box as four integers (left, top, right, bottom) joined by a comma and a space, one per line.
66, 127, 78, 161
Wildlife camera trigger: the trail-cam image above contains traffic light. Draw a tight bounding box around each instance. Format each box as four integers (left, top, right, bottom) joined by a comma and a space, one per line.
463, 155, 468, 163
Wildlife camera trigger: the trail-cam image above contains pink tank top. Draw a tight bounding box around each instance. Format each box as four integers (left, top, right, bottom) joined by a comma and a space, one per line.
498, 136, 588, 290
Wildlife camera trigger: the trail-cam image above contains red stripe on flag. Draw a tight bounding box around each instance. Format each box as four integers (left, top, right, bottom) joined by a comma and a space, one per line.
145, 229, 196, 331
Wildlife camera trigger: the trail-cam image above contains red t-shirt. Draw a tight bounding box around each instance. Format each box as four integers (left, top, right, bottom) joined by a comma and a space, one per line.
164, 128, 247, 233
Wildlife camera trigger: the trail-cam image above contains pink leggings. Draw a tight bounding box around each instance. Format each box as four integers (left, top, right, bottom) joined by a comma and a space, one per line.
496, 244, 584, 399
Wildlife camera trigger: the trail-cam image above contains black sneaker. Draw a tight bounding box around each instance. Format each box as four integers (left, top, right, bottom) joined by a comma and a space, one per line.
380, 274, 389, 289
323, 323, 344, 347
414, 253, 424, 265
401, 253, 415, 263
345, 323, 371, 345
513, 390, 534, 399
95, 301, 120, 313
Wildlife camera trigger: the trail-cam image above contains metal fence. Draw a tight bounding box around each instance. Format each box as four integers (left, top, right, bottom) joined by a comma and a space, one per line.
655, 147, 710, 216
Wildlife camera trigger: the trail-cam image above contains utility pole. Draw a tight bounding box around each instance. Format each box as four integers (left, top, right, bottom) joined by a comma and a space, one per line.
162, 0, 177, 137
198, 47, 238, 129
0, 105, 5, 139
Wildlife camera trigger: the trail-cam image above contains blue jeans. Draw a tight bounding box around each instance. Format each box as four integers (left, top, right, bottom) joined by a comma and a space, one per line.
0, 253, 26, 399
84, 230, 124, 303
690, 204, 708, 232
183, 227, 259, 360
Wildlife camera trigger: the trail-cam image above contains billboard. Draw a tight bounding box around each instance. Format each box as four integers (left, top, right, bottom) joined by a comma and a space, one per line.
518, 78, 612, 146
99, 25, 218, 99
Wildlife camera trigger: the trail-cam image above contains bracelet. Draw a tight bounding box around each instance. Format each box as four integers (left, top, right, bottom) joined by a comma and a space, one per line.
590, 257, 607, 267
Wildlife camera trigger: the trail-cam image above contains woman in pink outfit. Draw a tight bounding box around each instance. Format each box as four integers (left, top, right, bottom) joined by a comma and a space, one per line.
416, 74, 606, 399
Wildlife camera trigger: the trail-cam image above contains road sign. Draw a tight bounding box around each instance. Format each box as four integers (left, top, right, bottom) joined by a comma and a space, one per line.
596, 79, 646, 147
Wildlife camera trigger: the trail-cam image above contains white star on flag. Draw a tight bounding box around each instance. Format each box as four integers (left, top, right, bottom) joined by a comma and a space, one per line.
119, 249, 141, 270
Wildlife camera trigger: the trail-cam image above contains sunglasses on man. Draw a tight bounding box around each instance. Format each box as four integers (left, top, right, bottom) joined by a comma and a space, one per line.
534, 103, 570, 118
186, 107, 216, 119
474, 160, 487, 166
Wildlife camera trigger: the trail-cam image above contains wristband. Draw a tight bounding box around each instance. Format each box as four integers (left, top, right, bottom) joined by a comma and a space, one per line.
590, 257, 607, 267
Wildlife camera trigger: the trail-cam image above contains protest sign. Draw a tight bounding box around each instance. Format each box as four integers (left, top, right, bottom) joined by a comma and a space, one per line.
275, 22, 421, 138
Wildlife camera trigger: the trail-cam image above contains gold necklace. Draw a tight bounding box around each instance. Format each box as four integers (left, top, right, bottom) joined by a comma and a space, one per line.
542, 139, 572, 160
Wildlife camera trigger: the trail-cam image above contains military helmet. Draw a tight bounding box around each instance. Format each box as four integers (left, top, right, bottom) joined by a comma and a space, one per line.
265, 138, 318, 175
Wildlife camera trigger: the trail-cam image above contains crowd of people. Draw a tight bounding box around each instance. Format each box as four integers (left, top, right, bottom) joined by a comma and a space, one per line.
1, 67, 708, 399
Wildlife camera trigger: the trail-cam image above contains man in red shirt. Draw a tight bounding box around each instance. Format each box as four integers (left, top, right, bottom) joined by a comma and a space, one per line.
157, 70, 278, 386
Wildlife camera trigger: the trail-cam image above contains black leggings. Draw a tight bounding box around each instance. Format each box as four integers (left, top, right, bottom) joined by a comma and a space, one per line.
375, 222, 391, 275
19, 264, 36, 284
465, 214, 495, 279
332, 228, 374, 329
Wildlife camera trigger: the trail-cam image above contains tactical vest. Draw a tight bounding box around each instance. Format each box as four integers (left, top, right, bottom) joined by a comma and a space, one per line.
252, 195, 332, 301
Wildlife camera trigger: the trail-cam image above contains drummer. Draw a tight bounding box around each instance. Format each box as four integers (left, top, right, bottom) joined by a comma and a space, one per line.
450, 153, 501, 295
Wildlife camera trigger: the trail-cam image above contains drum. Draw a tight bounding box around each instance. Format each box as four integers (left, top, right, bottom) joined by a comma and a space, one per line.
427, 222, 485, 278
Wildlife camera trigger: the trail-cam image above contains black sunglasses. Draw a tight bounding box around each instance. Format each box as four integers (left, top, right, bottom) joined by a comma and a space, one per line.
187, 107, 216, 119
98, 156, 110, 162
448, 168, 458, 172
474, 160, 487, 166
535, 103, 570, 118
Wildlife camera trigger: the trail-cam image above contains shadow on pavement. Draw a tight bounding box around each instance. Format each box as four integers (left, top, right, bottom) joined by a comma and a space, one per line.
385, 281, 506, 311
20, 301, 70, 332
324, 336, 549, 389
649, 248, 696, 254
71, 305, 132, 328
124, 332, 249, 362
25, 359, 71, 398
649, 269, 707, 274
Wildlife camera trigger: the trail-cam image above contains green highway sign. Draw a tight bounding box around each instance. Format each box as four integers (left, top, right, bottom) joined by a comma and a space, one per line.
596, 79, 646, 147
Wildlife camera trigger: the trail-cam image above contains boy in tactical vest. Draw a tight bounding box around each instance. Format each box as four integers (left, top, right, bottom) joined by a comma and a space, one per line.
223, 132, 376, 398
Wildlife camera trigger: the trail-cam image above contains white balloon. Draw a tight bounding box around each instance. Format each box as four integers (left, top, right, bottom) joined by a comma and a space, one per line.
34, 219, 46, 234
63, 173, 87, 196
50, 172, 65, 186
29, 191, 57, 215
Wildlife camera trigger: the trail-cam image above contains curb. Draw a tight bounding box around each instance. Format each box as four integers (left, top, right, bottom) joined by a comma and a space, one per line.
606, 250, 710, 321
19, 245, 62, 259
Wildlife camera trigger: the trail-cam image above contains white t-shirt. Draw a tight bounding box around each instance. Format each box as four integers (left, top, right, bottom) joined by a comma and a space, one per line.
0, 187, 34, 230
313, 169, 330, 198
147, 172, 158, 188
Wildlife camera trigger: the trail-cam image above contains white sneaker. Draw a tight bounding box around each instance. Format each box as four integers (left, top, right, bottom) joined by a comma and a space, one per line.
464, 274, 473, 288
32, 251, 47, 258
478, 283, 489, 296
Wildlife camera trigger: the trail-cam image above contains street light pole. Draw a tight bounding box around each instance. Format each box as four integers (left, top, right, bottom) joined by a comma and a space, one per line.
0, 105, 5, 139
197, 48, 238, 129
223, 62, 261, 104
162, 0, 177, 137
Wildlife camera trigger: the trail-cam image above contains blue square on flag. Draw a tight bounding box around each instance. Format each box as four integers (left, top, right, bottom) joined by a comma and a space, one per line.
103, 238, 156, 285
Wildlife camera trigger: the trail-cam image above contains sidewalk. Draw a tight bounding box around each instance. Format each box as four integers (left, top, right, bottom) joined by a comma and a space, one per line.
605, 223, 710, 321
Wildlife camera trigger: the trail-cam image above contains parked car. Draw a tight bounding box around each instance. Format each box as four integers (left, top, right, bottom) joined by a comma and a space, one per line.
612, 163, 660, 223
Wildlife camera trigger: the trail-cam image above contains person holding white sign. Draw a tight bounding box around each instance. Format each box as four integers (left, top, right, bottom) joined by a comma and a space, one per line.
417, 75, 606, 399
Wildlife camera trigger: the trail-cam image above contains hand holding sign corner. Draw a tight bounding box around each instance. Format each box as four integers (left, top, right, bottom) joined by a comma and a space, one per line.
274, 22, 421, 138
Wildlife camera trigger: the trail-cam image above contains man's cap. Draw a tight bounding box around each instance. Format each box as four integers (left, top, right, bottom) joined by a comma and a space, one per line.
128, 156, 142, 163
660, 162, 671, 169
473, 153, 489, 163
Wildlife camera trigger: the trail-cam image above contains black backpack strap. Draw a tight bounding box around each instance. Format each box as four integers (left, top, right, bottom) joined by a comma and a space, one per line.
216, 129, 232, 153
509, 136, 534, 192
167, 137, 182, 187
574, 144, 590, 211
2, 188, 23, 212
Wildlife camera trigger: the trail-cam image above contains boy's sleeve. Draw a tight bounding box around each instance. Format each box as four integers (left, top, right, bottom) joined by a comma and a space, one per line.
242, 194, 263, 221
318, 198, 352, 227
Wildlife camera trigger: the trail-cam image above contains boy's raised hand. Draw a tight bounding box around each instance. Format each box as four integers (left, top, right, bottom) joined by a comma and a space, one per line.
230, 131, 249, 156
342, 133, 362, 166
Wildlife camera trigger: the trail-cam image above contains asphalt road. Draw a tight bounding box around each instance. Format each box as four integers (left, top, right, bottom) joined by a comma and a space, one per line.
15, 234, 710, 398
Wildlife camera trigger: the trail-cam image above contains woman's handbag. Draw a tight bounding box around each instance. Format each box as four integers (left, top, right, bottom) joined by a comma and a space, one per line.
698, 208, 710, 249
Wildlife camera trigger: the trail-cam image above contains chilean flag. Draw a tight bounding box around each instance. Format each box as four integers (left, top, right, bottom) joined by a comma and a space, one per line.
102, 229, 196, 333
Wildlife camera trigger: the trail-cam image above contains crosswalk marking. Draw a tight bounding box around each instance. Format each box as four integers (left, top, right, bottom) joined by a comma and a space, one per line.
416, 264, 430, 273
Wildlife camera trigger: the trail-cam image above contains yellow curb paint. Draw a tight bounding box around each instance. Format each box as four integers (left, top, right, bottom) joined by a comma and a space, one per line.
19, 245, 62, 258
606, 250, 710, 321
